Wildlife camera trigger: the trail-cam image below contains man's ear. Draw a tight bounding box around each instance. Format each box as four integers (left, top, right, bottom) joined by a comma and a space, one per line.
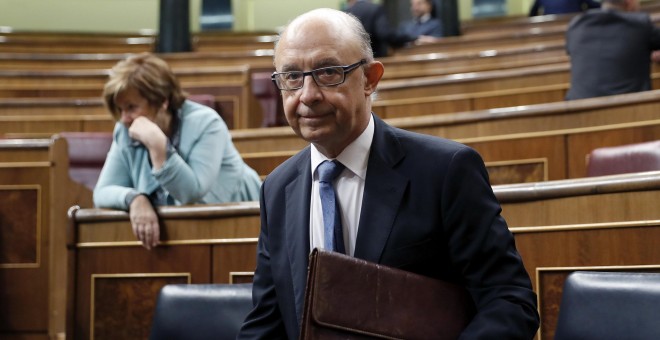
364, 61, 384, 96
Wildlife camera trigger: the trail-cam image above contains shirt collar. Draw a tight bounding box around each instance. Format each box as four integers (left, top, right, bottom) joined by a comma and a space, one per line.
311, 114, 374, 180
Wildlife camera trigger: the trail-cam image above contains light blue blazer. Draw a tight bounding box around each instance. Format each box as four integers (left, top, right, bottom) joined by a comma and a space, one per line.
93, 100, 261, 209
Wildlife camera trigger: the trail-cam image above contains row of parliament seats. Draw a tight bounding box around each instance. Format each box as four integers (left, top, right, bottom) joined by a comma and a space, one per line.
0, 40, 572, 131
147, 270, 660, 339
3, 4, 643, 134
230, 89, 660, 183
3, 6, 660, 58
0, 19, 565, 55
5, 53, 659, 136
0, 65, 263, 129
2, 131, 658, 339
3, 88, 660, 183
0, 40, 568, 79
460, 0, 660, 35
4, 0, 659, 56
3, 5, 660, 337
0, 136, 90, 339
3, 86, 660, 338
22, 109, 660, 194
393, 5, 660, 56
62, 170, 660, 339
4, 85, 659, 196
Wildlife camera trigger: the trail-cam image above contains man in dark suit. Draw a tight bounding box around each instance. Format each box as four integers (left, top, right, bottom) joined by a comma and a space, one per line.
565, 0, 660, 100
237, 8, 539, 340
529, 0, 600, 16
345, 0, 417, 57
399, 0, 444, 38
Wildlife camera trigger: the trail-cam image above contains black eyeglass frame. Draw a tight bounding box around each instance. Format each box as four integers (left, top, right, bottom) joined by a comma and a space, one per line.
271, 59, 367, 91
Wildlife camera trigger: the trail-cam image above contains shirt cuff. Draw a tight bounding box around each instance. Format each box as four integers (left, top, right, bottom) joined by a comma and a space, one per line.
124, 189, 143, 207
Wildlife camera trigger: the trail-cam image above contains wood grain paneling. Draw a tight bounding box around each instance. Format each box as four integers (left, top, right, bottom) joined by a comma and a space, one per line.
67, 204, 260, 338
0, 186, 39, 266
91, 274, 190, 340
485, 158, 547, 185
0, 167, 49, 333
0, 137, 92, 338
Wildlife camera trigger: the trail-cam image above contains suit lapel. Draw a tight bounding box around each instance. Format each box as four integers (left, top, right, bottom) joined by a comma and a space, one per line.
354, 117, 408, 263
284, 148, 312, 323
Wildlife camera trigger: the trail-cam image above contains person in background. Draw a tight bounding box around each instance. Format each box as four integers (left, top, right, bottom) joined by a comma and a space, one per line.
565, 0, 660, 100
237, 8, 539, 339
529, 0, 601, 16
344, 0, 418, 57
94, 53, 262, 249
398, 0, 443, 39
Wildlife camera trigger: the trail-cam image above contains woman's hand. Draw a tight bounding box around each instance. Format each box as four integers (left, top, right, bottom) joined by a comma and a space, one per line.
128, 116, 168, 170
129, 195, 161, 250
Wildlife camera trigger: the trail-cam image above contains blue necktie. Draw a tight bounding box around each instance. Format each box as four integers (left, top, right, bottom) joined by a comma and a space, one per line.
318, 160, 346, 253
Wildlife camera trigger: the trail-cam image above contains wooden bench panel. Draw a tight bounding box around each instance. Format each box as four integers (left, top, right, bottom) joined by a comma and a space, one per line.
0, 166, 50, 333
194, 33, 277, 53
373, 83, 568, 118
393, 10, 660, 56
0, 115, 113, 136
232, 89, 660, 152
381, 41, 568, 80
376, 63, 570, 100
0, 36, 154, 54
241, 105, 660, 184
0, 66, 249, 88
0, 86, 253, 130
496, 171, 660, 339
239, 120, 660, 183
66, 203, 261, 339
566, 122, 660, 178
0, 137, 92, 339
461, 12, 574, 35
518, 224, 660, 340
0, 66, 258, 129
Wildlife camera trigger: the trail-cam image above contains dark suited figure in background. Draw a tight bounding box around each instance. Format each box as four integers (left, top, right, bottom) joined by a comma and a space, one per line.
565, 0, 660, 100
529, 0, 601, 16
344, 0, 417, 57
399, 0, 443, 38
237, 7, 539, 340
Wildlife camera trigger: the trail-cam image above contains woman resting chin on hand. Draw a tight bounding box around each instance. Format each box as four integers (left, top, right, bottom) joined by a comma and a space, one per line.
93, 53, 263, 250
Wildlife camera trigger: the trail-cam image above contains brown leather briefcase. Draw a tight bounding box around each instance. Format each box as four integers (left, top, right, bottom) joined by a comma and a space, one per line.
300, 249, 475, 340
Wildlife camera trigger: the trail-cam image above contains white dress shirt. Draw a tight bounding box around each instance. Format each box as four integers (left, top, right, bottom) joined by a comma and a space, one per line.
309, 115, 374, 257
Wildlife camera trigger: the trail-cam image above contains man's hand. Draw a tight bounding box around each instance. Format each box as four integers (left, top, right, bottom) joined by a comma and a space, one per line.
652, 51, 660, 63
415, 35, 441, 45
129, 195, 161, 250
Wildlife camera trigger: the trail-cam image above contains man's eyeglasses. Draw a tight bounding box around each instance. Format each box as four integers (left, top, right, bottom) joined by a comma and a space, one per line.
271, 59, 367, 91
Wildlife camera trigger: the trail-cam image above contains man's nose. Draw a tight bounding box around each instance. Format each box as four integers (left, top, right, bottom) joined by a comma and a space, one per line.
299, 74, 323, 103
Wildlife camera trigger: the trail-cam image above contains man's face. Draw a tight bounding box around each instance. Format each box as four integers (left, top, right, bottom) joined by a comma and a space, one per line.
411, 0, 431, 18
274, 19, 373, 157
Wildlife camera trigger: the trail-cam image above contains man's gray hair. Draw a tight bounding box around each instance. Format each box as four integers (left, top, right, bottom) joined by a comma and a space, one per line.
274, 8, 375, 62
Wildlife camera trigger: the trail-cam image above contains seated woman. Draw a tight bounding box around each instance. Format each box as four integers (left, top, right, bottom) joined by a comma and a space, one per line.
94, 53, 262, 249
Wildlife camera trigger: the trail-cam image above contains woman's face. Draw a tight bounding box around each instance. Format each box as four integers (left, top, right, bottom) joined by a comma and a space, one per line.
115, 87, 165, 129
